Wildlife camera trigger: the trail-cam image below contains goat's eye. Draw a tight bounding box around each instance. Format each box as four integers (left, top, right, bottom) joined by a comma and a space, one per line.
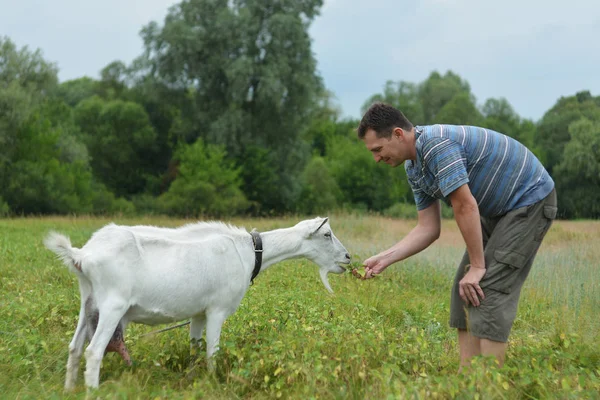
324, 232, 331, 238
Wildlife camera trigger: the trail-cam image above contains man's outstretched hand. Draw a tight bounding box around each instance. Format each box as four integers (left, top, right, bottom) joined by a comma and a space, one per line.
362, 255, 388, 279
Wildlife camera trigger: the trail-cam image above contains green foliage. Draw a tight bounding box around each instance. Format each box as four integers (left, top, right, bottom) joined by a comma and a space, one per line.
0, 36, 58, 93
89, 182, 137, 215
159, 139, 249, 217
1, 216, 599, 398
139, 0, 325, 213
554, 119, 600, 218
98, 61, 129, 100
536, 91, 600, 173
326, 136, 412, 211
236, 143, 309, 215
3, 108, 131, 216
54, 77, 101, 107
297, 156, 341, 215
1, 103, 95, 214
433, 92, 483, 125
303, 115, 357, 158
417, 71, 473, 124
2, 25, 600, 220
481, 98, 543, 159
0, 38, 135, 216
0, 196, 9, 216
236, 145, 280, 214
0, 36, 59, 166
536, 93, 600, 219
383, 202, 418, 219
362, 71, 479, 127
74, 96, 158, 197
6, 159, 90, 214
362, 75, 541, 160
362, 80, 425, 123
127, 81, 187, 193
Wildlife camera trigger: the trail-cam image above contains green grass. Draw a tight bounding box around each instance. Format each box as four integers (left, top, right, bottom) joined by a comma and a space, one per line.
0, 215, 599, 399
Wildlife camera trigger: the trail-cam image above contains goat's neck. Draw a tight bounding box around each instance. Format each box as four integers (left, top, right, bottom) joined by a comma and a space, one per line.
257, 227, 305, 271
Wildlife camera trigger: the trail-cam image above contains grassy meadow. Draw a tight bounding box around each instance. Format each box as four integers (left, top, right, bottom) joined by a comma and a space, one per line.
0, 215, 599, 399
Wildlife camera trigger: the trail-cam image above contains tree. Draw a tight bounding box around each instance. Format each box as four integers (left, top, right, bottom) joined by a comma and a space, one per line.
535, 91, 600, 174
362, 80, 425, 124
479, 97, 541, 157
326, 136, 411, 211
159, 139, 249, 216
297, 156, 341, 215
554, 119, 600, 218
54, 77, 101, 107
128, 79, 188, 194
1, 100, 123, 215
74, 96, 158, 197
138, 0, 325, 212
0, 36, 58, 175
417, 71, 473, 124
303, 89, 356, 157
361, 71, 476, 125
433, 92, 483, 125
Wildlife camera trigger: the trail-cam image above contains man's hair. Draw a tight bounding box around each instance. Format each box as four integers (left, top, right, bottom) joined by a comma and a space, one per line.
357, 102, 413, 139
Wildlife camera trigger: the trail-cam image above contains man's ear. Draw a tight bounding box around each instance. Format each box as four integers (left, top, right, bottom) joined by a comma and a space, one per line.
393, 127, 404, 139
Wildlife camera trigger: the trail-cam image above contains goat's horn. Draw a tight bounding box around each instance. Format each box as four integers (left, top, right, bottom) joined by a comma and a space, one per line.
312, 218, 329, 235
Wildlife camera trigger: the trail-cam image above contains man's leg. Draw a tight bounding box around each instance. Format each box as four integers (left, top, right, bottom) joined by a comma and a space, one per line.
464, 189, 557, 369
458, 331, 507, 370
458, 329, 481, 370
480, 338, 508, 367
451, 250, 491, 371
452, 218, 494, 371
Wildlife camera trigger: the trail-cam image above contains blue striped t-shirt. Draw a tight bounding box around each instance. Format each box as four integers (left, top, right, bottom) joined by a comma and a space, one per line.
404, 124, 554, 217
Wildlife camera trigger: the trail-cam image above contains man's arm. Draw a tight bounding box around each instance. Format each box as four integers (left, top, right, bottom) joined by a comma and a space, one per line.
448, 184, 486, 306
363, 200, 441, 278
448, 184, 484, 269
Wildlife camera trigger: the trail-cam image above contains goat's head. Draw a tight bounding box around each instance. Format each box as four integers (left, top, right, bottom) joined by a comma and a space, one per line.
297, 217, 351, 293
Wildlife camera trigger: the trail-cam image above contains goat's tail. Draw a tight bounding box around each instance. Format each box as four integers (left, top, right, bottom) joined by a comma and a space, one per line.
44, 231, 83, 275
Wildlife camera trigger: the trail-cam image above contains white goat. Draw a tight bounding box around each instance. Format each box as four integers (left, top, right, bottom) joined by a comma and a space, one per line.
44, 217, 350, 389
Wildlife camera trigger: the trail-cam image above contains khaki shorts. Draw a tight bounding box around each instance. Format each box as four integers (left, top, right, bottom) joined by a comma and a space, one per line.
449, 189, 558, 342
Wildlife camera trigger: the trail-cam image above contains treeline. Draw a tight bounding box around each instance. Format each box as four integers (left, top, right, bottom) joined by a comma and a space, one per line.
1, 0, 599, 219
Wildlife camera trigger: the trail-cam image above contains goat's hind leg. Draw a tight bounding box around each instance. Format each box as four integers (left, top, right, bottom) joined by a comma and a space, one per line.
85, 295, 131, 365
65, 301, 88, 391
186, 314, 207, 379
83, 300, 128, 388
189, 314, 207, 356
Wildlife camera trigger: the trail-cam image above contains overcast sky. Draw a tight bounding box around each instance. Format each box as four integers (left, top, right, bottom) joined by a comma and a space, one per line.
1, 0, 599, 122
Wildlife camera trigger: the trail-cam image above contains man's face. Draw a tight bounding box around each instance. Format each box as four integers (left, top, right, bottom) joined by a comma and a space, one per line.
362, 128, 409, 167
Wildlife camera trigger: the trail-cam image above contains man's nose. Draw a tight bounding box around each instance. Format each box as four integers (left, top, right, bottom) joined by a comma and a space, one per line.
374, 154, 382, 163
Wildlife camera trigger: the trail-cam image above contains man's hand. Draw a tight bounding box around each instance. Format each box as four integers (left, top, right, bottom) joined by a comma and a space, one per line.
362, 255, 388, 279
459, 265, 486, 306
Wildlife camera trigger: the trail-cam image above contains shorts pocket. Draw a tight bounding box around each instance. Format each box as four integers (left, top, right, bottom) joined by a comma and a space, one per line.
480, 250, 527, 294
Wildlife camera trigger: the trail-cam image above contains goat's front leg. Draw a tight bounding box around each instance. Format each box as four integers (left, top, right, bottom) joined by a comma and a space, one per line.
84, 300, 128, 389
65, 302, 88, 391
205, 310, 228, 373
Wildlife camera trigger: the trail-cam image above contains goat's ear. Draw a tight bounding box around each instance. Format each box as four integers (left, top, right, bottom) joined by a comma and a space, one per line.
310, 217, 329, 236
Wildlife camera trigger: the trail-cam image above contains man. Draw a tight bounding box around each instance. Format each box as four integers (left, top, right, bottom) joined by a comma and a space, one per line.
358, 102, 557, 369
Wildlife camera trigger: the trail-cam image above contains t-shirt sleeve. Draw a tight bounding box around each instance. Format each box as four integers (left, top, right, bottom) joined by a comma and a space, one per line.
408, 176, 436, 211
421, 137, 469, 197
